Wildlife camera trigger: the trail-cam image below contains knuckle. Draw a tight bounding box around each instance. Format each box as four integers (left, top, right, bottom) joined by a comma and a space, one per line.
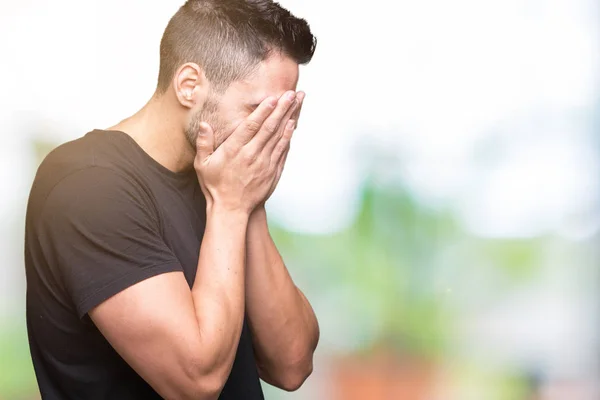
246, 120, 261, 134
256, 157, 269, 171
222, 144, 236, 157
262, 121, 278, 135
276, 140, 290, 154
273, 146, 284, 158
241, 148, 257, 164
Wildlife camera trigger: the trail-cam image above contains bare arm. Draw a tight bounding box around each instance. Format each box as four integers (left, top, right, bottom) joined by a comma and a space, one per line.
246, 206, 319, 391
89, 94, 297, 400
90, 208, 248, 400
244, 92, 319, 390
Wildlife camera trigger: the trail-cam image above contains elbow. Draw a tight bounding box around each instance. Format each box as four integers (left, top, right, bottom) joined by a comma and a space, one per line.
198, 374, 228, 400
279, 360, 313, 392
174, 373, 224, 400
263, 353, 314, 392
176, 360, 231, 400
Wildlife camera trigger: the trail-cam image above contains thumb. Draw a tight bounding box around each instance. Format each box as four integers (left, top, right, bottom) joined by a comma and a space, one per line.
195, 122, 215, 162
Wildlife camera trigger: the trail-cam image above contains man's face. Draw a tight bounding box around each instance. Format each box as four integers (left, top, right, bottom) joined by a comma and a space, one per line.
185, 52, 300, 149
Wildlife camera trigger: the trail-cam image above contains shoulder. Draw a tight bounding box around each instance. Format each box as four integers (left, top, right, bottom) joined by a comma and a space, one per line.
35, 130, 138, 186
29, 131, 157, 224
42, 166, 156, 224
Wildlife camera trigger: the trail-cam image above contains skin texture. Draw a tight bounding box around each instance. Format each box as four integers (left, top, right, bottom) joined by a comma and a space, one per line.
89, 52, 319, 399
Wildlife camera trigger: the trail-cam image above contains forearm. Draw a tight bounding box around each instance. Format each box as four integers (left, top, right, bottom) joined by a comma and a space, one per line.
191, 204, 249, 380
88, 204, 250, 400
245, 207, 319, 389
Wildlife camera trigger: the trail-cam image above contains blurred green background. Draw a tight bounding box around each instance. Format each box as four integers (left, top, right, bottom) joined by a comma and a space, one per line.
1, 0, 599, 399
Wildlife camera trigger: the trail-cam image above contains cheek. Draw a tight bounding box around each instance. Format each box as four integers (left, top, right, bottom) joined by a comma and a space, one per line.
220, 112, 248, 139
213, 115, 241, 147
230, 112, 249, 132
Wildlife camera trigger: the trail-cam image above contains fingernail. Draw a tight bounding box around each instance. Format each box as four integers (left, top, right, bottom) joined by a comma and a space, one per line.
267, 97, 277, 107
287, 91, 296, 101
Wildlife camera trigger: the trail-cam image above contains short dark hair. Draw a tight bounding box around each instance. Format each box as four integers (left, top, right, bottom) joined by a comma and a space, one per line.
156, 0, 317, 94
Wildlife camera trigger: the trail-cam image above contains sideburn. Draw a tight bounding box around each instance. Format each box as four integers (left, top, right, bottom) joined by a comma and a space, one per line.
185, 95, 221, 150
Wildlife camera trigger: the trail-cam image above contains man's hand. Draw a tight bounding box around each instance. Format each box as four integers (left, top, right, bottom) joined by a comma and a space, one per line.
262, 91, 304, 202
241, 91, 318, 392
194, 91, 299, 214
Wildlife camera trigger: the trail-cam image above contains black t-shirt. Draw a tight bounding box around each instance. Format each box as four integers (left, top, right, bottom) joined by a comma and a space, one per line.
25, 129, 264, 400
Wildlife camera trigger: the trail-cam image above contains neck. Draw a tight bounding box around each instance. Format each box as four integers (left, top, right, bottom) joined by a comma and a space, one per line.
108, 93, 195, 173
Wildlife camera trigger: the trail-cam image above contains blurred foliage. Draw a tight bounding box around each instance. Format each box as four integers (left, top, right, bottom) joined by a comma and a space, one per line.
32, 139, 58, 166
476, 239, 545, 281
271, 177, 545, 360
271, 180, 455, 357
0, 325, 38, 400
441, 361, 536, 400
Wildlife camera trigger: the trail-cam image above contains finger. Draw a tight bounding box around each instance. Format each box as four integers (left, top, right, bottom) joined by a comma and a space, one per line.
270, 146, 289, 196
278, 143, 291, 172
291, 91, 305, 129
249, 90, 297, 148
195, 122, 215, 164
272, 119, 296, 163
263, 98, 299, 155
266, 143, 290, 200
228, 96, 278, 145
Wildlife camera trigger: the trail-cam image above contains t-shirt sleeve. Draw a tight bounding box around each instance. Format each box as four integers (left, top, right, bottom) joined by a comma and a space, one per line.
37, 167, 182, 318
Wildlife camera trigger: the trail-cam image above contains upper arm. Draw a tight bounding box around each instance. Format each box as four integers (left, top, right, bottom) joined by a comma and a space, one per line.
38, 167, 181, 317
37, 168, 221, 399
89, 271, 220, 400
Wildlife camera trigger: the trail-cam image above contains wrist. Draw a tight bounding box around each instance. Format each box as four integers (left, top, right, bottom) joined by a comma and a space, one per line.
249, 203, 268, 225
206, 200, 251, 221
247, 205, 269, 244
251, 203, 266, 216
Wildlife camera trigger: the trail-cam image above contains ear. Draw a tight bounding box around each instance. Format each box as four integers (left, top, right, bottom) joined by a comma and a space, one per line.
173, 62, 209, 109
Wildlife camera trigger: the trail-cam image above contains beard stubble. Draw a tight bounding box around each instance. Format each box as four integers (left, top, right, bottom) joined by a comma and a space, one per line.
185, 94, 226, 151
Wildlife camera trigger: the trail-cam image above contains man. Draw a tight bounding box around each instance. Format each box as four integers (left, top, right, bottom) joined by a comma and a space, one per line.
24, 1, 319, 399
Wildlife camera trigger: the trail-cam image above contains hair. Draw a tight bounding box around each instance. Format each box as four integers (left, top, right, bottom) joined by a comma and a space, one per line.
156, 0, 317, 94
